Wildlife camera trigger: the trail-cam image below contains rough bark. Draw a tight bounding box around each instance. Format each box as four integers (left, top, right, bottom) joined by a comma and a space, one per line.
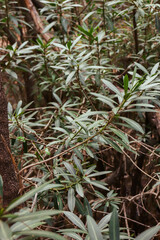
23, 0, 52, 42
32, 0, 44, 9
0, 71, 19, 206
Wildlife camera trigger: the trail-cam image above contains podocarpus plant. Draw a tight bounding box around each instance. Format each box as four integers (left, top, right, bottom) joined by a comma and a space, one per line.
0, 0, 160, 239
1, 61, 159, 239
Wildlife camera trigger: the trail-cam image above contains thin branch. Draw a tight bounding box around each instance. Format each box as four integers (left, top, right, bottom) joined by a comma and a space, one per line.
121, 148, 158, 182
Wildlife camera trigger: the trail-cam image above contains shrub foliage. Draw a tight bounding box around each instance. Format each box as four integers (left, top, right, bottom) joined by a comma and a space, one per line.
0, 0, 160, 239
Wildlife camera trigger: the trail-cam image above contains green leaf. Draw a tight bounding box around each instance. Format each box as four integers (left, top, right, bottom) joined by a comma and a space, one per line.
68, 188, 75, 212
84, 165, 96, 176
6, 180, 52, 212
87, 215, 104, 240
90, 92, 115, 109
85, 147, 94, 158
0, 221, 12, 240
9, 210, 62, 222
37, 183, 63, 192
102, 79, 122, 96
135, 63, 149, 75
52, 42, 67, 49
43, 21, 56, 33
64, 162, 76, 176
0, 175, 3, 198
103, 137, 122, 153
78, 26, 91, 37
63, 232, 83, 240
53, 127, 68, 135
110, 128, 129, 144
75, 198, 85, 215
123, 74, 129, 95
151, 62, 159, 76
64, 211, 86, 231
73, 149, 84, 161
17, 230, 65, 240
76, 183, 84, 198
59, 228, 85, 234
5, 69, 18, 79
120, 117, 144, 134
88, 180, 108, 191
98, 213, 112, 230
155, 14, 160, 33
135, 226, 160, 240
87, 171, 111, 178
61, 17, 69, 33
71, 35, 82, 50
82, 11, 95, 22
66, 71, 76, 85
11, 219, 44, 232
57, 193, 63, 210
84, 197, 93, 217
73, 156, 83, 174
109, 208, 120, 240
97, 31, 105, 43
86, 66, 106, 70
45, 147, 51, 155
8, 102, 13, 116
131, 67, 137, 85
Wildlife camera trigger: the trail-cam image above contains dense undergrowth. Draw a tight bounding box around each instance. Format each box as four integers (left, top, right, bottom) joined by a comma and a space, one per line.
0, 0, 160, 239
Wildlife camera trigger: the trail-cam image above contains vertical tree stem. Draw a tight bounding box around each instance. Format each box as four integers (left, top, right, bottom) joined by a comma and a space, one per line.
133, 8, 139, 54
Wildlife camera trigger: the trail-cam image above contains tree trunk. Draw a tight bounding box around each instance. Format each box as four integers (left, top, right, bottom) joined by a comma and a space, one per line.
0, 71, 19, 207
20, 0, 52, 42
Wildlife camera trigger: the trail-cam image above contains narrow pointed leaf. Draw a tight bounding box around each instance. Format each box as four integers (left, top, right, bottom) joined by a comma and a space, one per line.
73, 156, 83, 174
6, 180, 52, 212
43, 21, 56, 33
135, 63, 149, 75
151, 62, 159, 76
87, 215, 104, 240
64, 232, 83, 240
82, 11, 95, 22
0, 221, 12, 240
123, 74, 129, 94
84, 197, 93, 217
66, 71, 76, 85
135, 226, 160, 240
120, 117, 144, 134
18, 230, 65, 240
76, 183, 84, 198
98, 213, 112, 230
64, 162, 76, 176
0, 175, 3, 198
10, 210, 62, 222
71, 35, 82, 49
109, 208, 120, 240
102, 79, 122, 96
64, 211, 86, 231
68, 188, 75, 212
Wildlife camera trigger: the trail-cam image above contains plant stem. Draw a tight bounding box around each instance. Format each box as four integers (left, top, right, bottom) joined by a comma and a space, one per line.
5, 0, 9, 30
133, 8, 139, 54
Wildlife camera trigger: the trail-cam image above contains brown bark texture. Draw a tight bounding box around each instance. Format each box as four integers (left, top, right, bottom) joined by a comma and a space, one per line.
0, 71, 19, 207
23, 0, 52, 42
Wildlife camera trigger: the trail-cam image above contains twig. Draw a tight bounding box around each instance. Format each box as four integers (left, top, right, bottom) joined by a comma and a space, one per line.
121, 148, 159, 182
79, 0, 92, 15
19, 110, 115, 174
93, 208, 150, 228
123, 202, 130, 237
31, 192, 38, 211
